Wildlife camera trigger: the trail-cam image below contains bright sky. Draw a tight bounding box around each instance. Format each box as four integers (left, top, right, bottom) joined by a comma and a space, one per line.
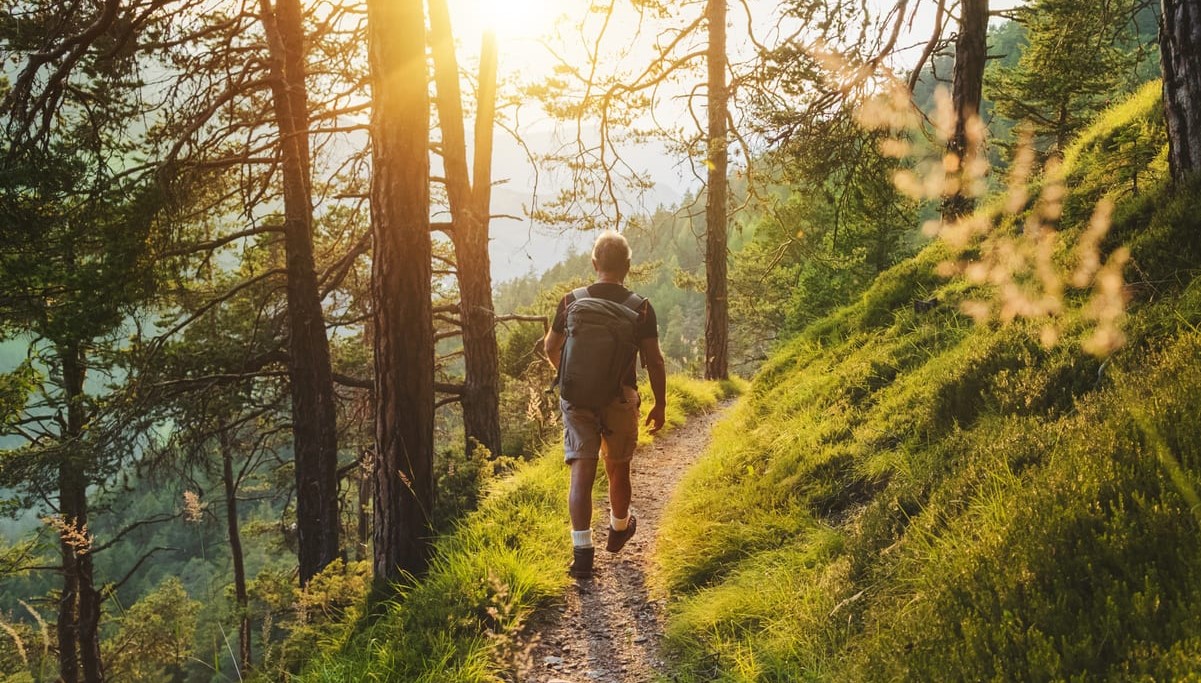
449, 0, 1027, 75
442, 0, 1028, 277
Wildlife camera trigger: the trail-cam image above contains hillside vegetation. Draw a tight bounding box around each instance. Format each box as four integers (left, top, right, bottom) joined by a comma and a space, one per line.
653, 82, 1201, 680
295, 376, 744, 682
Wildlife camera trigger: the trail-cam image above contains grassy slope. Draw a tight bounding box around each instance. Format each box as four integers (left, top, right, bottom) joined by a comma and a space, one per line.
297, 375, 745, 682
653, 81, 1201, 681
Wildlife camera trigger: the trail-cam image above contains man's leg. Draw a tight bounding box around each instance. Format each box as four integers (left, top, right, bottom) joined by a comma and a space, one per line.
601, 386, 640, 552
569, 458, 599, 532
603, 458, 631, 521
568, 457, 599, 578
563, 401, 603, 577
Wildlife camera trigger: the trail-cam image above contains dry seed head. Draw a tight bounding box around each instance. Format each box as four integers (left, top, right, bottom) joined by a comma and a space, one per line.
965, 261, 989, 284
961, 300, 991, 323
933, 88, 956, 141
965, 160, 991, 197
1006, 131, 1037, 214
943, 152, 962, 175
879, 138, 911, 158
42, 515, 92, 554
936, 261, 961, 278
1040, 325, 1060, 348
852, 73, 1127, 357
1083, 247, 1131, 356
182, 491, 207, 523
19, 600, 49, 657
1036, 228, 1064, 304
0, 620, 27, 666
1040, 186, 1066, 224
1072, 198, 1115, 288
967, 115, 988, 148
893, 169, 924, 199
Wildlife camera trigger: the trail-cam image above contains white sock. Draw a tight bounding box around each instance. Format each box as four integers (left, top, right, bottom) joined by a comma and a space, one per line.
610, 511, 630, 532
572, 529, 594, 548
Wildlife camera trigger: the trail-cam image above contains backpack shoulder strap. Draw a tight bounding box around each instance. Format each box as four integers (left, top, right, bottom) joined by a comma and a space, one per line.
621, 291, 646, 313
570, 286, 591, 303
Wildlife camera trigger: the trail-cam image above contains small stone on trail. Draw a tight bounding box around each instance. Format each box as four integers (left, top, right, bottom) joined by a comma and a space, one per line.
544, 655, 565, 667
585, 671, 603, 679
634, 634, 648, 643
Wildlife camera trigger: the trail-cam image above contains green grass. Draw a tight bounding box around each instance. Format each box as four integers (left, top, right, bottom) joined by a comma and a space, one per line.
652, 83, 1201, 681
296, 375, 743, 682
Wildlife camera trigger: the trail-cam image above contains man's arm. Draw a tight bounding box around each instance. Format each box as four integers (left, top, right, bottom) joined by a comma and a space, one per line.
640, 337, 667, 434
544, 328, 566, 371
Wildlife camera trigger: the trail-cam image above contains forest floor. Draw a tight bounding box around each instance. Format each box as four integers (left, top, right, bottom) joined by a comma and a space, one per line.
512, 402, 733, 683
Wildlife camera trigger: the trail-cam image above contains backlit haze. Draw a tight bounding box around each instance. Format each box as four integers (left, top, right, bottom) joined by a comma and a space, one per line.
447, 0, 1023, 282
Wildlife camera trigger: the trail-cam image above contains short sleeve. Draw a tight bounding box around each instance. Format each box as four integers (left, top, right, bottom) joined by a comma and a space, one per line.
551, 295, 569, 333
637, 300, 658, 340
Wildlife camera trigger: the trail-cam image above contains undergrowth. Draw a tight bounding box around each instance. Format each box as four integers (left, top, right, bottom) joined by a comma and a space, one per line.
293, 374, 743, 682
653, 83, 1201, 680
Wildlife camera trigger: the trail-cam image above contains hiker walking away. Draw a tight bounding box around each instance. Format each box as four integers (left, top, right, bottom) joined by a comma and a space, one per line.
544, 230, 667, 579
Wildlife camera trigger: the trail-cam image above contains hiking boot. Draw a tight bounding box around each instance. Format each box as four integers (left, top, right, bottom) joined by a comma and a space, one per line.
606, 514, 637, 553
569, 546, 595, 579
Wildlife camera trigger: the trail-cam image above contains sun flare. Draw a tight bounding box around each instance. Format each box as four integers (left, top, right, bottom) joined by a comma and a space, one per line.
475, 0, 561, 40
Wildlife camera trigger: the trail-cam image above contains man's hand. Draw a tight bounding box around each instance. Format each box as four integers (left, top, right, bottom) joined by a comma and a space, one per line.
645, 403, 666, 435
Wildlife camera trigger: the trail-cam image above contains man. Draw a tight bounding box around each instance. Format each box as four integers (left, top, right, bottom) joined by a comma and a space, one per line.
544, 231, 667, 579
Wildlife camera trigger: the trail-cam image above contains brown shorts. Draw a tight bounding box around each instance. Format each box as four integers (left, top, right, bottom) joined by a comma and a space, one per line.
561, 386, 641, 463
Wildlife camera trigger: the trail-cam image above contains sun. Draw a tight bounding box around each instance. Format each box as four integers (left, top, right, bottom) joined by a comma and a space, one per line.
475, 0, 562, 41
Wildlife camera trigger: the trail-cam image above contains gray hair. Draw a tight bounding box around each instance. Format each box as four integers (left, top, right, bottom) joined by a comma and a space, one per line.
592, 230, 631, 273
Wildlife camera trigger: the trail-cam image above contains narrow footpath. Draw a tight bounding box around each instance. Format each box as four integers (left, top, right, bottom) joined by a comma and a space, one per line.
513, 403, 733, 683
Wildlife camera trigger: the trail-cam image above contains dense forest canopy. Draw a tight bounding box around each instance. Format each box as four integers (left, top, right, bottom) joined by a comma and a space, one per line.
2, 0, 1200, 680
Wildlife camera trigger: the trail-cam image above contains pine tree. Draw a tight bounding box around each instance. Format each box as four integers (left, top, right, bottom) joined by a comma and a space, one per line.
367, 0, 436, 583
705, 0, 730, 381
989, 0, 1136, 155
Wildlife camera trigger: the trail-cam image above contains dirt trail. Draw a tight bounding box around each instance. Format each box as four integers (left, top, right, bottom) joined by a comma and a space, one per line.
513, 404, 732, 683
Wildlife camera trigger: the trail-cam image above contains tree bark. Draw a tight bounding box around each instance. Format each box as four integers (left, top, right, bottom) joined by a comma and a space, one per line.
57, 344, 104, 683
1161, 0, 1201, 181
943, 0, 989, 220
368, 0, 435, 584
705, 0, 730, 381
57, 517, 78, 683
220, 435, 251, 671
429, 0, 503, 457
357, 453, 370, 562
257, 0, 341, 587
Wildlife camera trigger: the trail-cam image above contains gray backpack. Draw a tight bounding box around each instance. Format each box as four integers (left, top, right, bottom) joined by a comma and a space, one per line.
558, 287, 646, 410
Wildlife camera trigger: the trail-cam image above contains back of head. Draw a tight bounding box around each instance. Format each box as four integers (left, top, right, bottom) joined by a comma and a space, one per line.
592, 230, 631, 275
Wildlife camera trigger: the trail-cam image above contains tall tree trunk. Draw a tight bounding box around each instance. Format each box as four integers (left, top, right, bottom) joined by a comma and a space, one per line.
943, 0, 989, 220
57, 344, 103, 683
429, 0, 503, 457
257, 0, 341, 587
1161, 0, 1201, 181
220, 435, 251, 671
368, 0, 435, 584
705, 0, 730, 381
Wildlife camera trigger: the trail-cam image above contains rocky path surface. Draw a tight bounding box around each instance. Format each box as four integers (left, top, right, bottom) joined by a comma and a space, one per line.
513, 404, 732, 683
